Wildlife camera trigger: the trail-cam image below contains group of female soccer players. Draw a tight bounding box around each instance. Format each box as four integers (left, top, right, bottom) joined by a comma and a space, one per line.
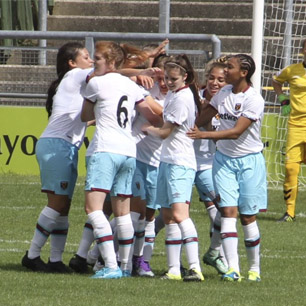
22, 39, 266, 283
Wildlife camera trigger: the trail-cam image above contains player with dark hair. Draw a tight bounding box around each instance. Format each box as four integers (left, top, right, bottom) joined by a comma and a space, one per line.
188, 54, 267, 282
22, 42, 94, 273
143, 54, 204, 282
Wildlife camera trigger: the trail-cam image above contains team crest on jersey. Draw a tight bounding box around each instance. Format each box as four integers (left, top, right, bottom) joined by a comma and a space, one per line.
60, 181, 69, 190
235, 103, 242, 111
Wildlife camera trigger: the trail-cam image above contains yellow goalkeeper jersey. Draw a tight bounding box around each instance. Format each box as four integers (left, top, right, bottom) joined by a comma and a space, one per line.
273, 62, 306, 127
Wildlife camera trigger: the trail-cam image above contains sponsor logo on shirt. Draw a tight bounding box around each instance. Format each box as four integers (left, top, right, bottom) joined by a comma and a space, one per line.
219, 113, 238, 121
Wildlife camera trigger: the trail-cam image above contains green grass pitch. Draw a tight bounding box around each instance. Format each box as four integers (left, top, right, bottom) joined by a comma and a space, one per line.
1, 173, 306, 306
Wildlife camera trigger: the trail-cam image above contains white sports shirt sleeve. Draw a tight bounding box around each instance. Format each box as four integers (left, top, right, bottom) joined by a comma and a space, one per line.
41, 68, 93, 148
210, 85, 264, 158
132, 83, 165, 167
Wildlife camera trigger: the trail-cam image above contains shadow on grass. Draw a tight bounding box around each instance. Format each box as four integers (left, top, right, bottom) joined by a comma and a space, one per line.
0, 262, 30, 272
257, 214, 281, 222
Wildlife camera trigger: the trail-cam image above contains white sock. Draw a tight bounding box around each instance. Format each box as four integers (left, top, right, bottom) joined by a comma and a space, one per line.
178, 218, 200, 271
88, 243, 100, 261
165, 223, 182, 276
50, 215, 69, 262
210, 211, 222, 250
88, 210, 117, 269
206, 205, 218, 234
116, 214, 134, 272
109, 218, 119, 253
133, 218, 145, 257
143, 219, 155, 262
76, 220, 94, 259
130, 211, 140, 256
243, 221, 260, 274
221, 217, 239, 272
28, 206, 60, 259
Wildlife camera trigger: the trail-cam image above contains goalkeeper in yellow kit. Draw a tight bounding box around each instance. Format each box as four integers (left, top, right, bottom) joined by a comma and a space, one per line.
272, 39, 306, 222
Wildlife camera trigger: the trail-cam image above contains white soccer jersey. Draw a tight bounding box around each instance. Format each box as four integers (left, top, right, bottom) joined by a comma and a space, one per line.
161, 85, 197, 170
194, 129, 215, 171
85, 72, 144, 158
41, 68, 92, 148
210, 84, 264, 157
194, 89, 216, 171
132, 83, 165, 167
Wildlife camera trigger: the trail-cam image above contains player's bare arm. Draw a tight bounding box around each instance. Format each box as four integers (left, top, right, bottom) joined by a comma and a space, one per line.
187, 116, 252, 140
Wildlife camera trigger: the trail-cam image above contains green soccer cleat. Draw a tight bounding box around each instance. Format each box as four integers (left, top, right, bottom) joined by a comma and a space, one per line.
248, 271, 261, 282
203, 248, 228, 274
221, 268, 242, 282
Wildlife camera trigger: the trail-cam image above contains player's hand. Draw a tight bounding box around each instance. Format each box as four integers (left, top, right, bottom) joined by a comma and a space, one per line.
148, 39, 169, 58
136, 75, 154, 89
278, 93, 291, 116
187, 126, 205, 139
141, 122, 152, 135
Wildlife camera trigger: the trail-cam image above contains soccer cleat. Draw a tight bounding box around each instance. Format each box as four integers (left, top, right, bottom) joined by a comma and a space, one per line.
203, 249, 228, 274
277, 212, 296, 222
221, 268, 242, 282
121, 270, 132, 278
180, 265, 188, 278
69, 254, 88, 273
248, 270, 261, 282
90, 267, 122, 279
21, 251, 48, 272
160, 272, 182, 280
47, 260, 72, 273
183, 269, 204, 282
132, 255, 154, 277
93, 256, 105, 272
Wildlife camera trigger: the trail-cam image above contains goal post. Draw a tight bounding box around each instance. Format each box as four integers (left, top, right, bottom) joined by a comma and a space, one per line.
256, 0, 306, 187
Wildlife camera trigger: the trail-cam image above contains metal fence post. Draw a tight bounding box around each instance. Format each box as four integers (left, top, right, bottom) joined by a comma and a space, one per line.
38, 0, 47, 65
159, 0, 170, 53
85, 37, 95, 58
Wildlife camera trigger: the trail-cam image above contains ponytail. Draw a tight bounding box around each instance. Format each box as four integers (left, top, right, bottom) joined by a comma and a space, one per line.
46, 42, 84, 117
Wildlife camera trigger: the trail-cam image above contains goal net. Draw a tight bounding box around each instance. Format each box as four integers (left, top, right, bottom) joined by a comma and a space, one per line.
261, 0, 306, 187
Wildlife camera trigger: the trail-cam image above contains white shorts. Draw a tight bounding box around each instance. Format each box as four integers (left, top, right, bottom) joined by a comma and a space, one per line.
213, 151, 267, 215
85, 152, 136, 197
